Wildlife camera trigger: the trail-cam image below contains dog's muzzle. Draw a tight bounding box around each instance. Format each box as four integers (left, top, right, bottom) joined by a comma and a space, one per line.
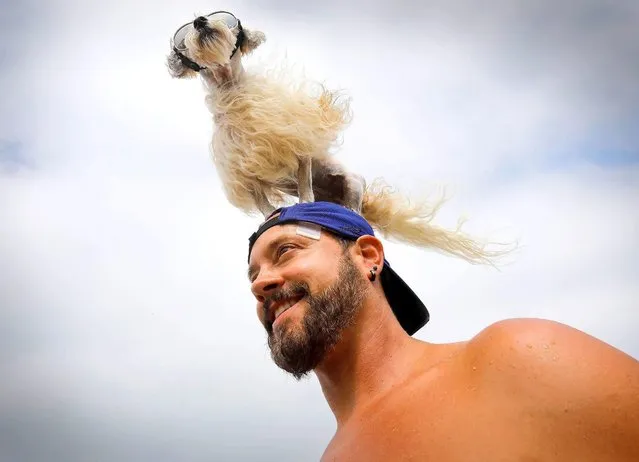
172, 10, 246, 73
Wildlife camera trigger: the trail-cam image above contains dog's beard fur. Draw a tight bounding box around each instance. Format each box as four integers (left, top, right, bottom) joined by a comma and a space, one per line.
264, 251, 368, 380
184, 20, 237, 69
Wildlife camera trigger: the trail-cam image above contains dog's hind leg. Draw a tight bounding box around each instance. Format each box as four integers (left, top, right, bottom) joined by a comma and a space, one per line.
310, 158, 365, 213
297, 157, 315, 203
343, 173, 366, 213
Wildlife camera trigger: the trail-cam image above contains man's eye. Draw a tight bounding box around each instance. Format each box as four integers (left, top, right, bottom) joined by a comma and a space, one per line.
277, 244, 295, 258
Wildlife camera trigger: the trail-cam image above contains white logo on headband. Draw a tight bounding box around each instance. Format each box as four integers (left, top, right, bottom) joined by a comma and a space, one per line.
296, 223, 321, 240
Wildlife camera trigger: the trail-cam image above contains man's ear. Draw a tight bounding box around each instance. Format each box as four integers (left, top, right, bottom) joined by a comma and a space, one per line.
166, 47, 198, 79
240, 28, 266, 55
354, 235, 385, 272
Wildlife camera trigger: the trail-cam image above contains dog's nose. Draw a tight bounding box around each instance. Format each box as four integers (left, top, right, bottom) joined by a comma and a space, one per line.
193, 16, 208, 30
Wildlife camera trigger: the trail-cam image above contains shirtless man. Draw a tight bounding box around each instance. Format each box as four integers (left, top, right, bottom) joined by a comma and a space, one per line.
247, 201, 639, 461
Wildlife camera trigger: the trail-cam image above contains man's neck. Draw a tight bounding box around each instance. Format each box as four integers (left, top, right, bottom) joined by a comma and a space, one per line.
313, 293, 430, 427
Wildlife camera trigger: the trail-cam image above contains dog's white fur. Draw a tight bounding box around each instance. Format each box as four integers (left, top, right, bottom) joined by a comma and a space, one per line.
167, 16, 366, 219
166, 14, 515, 265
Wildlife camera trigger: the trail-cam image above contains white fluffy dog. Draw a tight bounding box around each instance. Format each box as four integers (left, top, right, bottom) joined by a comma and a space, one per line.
166, 11, 365, 219
165, 11, 513, 264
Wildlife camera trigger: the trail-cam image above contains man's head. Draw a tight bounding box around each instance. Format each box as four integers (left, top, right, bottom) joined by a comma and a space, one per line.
247, 202, 429, 378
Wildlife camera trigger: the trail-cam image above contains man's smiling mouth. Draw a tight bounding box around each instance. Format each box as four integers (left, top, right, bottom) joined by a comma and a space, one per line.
273, 294, 306, 322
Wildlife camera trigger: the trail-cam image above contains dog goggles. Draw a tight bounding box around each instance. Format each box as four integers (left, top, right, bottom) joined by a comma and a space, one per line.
172, 11, 245, 72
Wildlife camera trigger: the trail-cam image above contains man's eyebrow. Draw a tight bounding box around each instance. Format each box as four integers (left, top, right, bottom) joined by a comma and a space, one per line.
247, 233, 312, 282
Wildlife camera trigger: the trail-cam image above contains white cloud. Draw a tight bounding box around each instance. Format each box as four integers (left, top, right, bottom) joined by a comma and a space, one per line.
1, 0, 638, 460
2, 165, 637, 460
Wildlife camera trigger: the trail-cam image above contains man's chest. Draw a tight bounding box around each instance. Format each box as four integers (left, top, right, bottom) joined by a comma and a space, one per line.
321, 385, 542, 462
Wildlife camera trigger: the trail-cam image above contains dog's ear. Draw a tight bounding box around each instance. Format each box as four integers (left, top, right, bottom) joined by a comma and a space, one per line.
166, 46, 198, 79
240, 28, 266, 55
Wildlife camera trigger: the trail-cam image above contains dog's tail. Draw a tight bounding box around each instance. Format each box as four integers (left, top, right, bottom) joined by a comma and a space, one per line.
360, 178, 515, 266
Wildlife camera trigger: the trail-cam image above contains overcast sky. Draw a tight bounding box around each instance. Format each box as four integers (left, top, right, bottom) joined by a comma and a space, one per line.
1, 0, 638, 460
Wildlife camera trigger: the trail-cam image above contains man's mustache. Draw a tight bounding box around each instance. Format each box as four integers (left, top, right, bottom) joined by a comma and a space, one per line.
263, 283, 309, 330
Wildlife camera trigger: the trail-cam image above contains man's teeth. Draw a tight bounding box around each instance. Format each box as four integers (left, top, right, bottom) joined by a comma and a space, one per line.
274, 298, 301, 319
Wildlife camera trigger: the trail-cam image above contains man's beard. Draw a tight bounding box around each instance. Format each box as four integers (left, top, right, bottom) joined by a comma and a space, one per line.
264, 252, 368, 380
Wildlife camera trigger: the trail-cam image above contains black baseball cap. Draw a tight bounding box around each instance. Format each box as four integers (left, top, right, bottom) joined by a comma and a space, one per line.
247, 201, 429, 335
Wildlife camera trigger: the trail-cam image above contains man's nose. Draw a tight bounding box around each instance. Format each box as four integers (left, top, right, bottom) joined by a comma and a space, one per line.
251, 270, 284, 302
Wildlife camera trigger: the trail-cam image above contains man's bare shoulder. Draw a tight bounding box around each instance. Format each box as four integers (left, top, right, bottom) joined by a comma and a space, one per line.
465, 317, 638, 371
463, 317, 639, 390
462, 317, 639, 460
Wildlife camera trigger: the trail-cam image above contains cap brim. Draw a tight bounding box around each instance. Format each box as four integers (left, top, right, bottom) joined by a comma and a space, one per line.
380, 260, 429, 335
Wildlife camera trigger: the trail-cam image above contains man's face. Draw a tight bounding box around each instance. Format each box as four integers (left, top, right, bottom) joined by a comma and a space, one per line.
248, 223, 369, 379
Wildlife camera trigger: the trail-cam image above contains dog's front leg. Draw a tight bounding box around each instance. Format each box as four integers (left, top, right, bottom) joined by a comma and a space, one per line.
254, 188, 276, 219
297, 157, 314, 203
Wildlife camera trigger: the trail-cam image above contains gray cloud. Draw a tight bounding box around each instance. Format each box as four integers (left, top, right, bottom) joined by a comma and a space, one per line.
258, 0, 639, 159
2, 0, 635, 177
